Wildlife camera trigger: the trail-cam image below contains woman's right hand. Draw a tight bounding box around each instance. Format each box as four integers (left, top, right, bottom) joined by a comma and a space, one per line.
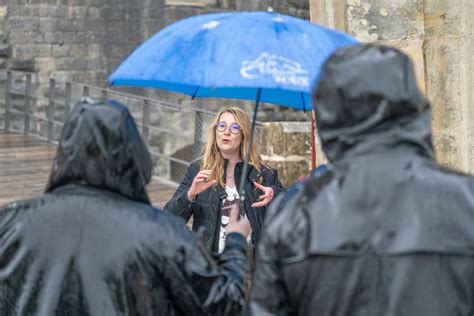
187, 169, 218, 201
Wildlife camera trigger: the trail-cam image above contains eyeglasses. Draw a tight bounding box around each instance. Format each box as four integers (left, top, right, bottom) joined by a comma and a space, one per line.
216, 121, 241, 134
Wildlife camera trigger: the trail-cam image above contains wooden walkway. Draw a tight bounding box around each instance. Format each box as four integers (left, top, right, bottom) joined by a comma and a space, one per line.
0, 130, 177, 209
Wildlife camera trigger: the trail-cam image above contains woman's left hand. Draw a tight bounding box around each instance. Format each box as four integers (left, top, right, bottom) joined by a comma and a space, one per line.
251, 182, 274, 208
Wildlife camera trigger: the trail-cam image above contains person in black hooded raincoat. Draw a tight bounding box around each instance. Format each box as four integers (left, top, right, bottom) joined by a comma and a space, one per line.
245, 44, 474, 315
0, 98, 250, 316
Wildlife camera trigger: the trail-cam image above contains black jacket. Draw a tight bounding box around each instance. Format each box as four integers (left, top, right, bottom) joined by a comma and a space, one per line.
164, 159, 284, 252
246, 45, 474, 315
0, 99, 248, 316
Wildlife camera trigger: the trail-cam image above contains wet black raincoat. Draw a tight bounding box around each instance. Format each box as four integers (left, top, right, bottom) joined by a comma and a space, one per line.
0, 99, 248, 315
246, 44, 474, 315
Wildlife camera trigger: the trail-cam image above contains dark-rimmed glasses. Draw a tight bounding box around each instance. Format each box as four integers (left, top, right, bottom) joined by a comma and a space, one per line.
216, 121, 241, 134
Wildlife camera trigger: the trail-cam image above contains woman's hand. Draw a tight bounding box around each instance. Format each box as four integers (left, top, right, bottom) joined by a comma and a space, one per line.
251, 182, 274, 208
187, 170, 217, 202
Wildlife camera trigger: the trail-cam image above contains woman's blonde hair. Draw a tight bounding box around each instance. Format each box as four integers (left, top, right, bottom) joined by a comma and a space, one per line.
201, 107, 264, 188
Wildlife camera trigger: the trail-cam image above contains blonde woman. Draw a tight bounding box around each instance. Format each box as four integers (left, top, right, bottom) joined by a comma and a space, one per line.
164, 107, 285, 256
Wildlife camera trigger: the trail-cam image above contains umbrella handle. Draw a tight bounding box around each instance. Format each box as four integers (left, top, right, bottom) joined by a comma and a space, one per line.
238, 89, 261, 216
311, 109, 316, 169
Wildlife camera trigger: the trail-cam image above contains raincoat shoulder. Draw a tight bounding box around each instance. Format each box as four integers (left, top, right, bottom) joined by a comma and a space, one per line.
0, 100, 248, 315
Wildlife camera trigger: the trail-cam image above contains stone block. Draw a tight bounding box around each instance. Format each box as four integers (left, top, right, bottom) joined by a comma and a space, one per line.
260, 122, 312, 156
86, 6, 101, 18
39, 17, 58, 30
6, 59, 35, 72
6, 17, 40, 30
43, 31, 76, 44
0, 32, 9, 57
0, 43, 8, 57
57, 18, 101, 31
60, 0, 86, 5
424, 0, 463, 38
102, 8, 126, 20
346, 0, 424, 42
86, 44, 103, 58
263, 160, 311, 188
0, 6, 7, 19
35, 57, 56, 73
7, 5, 38, 16
50, 70, 85, 83
259, 122, 315, 186
8, 30, 43, 44
55, 57, 93, 70
52, 44, 71, 57
424, 38, 467, 171
73, 30, 104, 43
70, 6, 88, 17
38, 5, 68, 17
69, 44, 89, 56
13, 44, 51, 59
29, 0, 57, 4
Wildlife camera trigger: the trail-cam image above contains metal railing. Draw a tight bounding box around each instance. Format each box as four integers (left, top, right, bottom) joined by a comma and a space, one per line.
0, 68, 262, 184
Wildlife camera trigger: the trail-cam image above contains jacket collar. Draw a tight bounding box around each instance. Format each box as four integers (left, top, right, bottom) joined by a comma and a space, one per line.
223, 159, 262, 184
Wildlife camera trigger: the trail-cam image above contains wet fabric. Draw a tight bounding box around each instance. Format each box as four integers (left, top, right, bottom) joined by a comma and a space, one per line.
0, 99, 248, 315
246, 44, 474, 315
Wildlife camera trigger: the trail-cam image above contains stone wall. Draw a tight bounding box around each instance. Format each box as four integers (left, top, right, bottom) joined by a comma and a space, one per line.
0, 1, 313, 126
309, 0, 474, 174
0, 1, 309, 86
260, 121, 318, 187
0, 1, 315, 186
0, 0, 168, 86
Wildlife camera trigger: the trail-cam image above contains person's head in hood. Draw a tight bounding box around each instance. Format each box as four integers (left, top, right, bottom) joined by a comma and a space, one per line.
46, 98, 152, 203
312, 44, 432, 161
247, 43, 474, 316
0, 98, 251, 316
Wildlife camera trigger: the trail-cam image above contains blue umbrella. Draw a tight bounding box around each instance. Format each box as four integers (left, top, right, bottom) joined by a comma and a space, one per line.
109, 11, 357, 110
108, 11, 358, 206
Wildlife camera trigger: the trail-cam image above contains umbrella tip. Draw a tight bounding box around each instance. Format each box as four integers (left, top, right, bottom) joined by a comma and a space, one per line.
267, 6, 274, 12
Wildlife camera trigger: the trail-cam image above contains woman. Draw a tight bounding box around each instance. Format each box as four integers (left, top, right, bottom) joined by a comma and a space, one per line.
164, 107, 285, 256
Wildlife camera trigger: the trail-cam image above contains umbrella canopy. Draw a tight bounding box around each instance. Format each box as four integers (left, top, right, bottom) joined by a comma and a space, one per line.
108, 11, 358, 201
108, 11, 358, 111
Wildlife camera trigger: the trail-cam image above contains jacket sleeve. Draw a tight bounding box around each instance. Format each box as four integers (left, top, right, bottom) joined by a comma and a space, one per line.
163, 163, 197, 222
263, 167, 286, 199
163, 218, 249, 315
244, 195, 293, 316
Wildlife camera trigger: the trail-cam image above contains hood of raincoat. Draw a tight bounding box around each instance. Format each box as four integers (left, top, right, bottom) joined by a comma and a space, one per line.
0, 98, 248, 315
45, 98, 152, 203
312, 44, 433, 162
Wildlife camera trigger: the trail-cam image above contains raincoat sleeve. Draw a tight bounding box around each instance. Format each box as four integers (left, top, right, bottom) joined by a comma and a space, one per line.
245, 195, 293, 315
163, 163, 197, 222
164, 217, 248, 315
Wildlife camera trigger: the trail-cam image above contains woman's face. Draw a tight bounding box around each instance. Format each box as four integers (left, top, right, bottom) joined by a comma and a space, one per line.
215, 112, 243, 156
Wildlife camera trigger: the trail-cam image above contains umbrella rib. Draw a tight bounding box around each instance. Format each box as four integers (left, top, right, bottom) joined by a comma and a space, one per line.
191, 87, 200, 100
301, 92, 307, 112
238, 88, 261, 215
